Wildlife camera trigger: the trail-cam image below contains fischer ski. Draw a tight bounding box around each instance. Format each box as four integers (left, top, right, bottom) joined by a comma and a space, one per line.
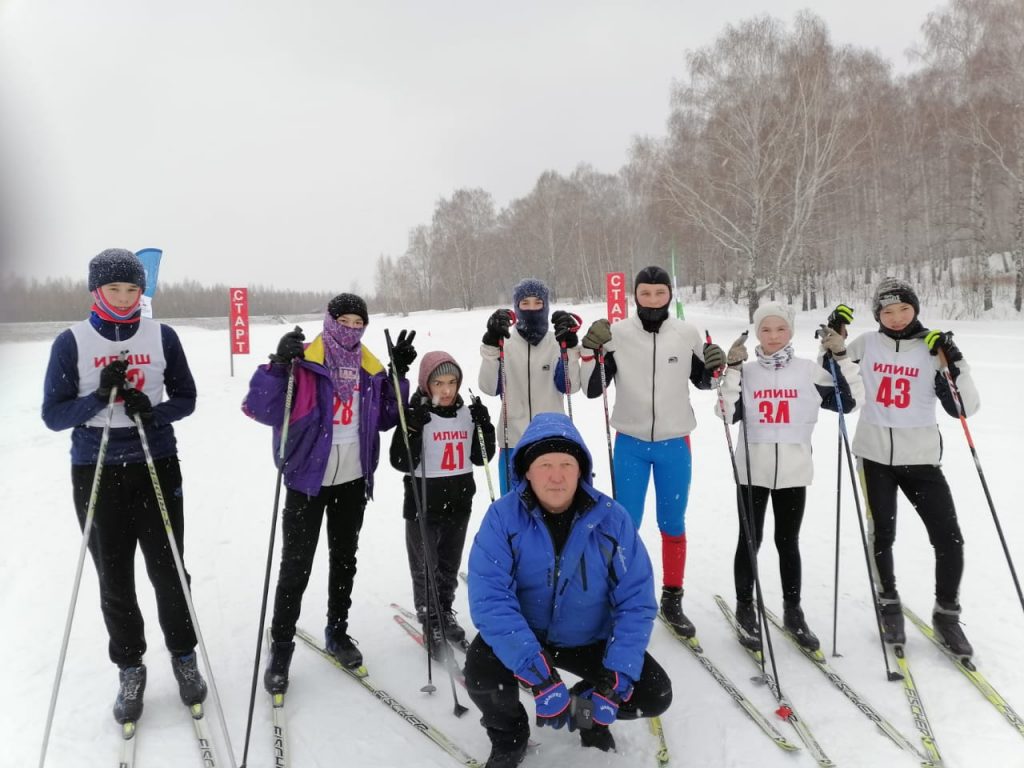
648, 715, 670, 767
658, 613, 799, 753
904, 605, 1024, 740
714, 596, 835, 767
294, 627, 484, 767
265, 629, 289, 768
889, 642, 944, 767
188, 702, 218, 767
118, 721, 137, 768
763, 607, 929, 764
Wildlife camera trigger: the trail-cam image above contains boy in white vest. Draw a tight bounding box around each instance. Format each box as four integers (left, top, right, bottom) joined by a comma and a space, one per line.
715, 303, 863, 651
827, 277, 981, 657
391, 351, 496, 657
41, 249, 205, 725
478, 278, 581, 495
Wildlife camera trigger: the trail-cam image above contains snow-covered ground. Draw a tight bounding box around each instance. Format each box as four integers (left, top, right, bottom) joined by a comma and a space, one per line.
4, 302, 1023, 768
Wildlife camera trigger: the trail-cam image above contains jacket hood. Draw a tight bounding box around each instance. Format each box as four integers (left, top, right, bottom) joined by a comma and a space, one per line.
509, 412, 594, 487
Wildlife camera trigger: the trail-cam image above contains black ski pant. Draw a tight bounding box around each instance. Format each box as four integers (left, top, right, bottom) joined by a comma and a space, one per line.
860, 459, 964, 605
463, 634, 672, 748
405, 511, 470, 619
733, 486, 806, 605
270, 478, 367, 644
72, 456, 196, 669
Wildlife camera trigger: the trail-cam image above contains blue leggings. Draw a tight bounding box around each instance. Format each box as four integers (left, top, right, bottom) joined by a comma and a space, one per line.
614, 433, 692, 536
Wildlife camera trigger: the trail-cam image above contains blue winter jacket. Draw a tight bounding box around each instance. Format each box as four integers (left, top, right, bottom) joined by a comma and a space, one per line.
467, 412, 657, 683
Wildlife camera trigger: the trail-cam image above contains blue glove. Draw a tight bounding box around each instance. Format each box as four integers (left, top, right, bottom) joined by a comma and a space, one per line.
578, 669, 634, 727
515, 651, 572, 729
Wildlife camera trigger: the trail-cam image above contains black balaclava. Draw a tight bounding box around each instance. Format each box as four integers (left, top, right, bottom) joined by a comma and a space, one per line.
512, 278, 550, 345
634, 266, 672, 333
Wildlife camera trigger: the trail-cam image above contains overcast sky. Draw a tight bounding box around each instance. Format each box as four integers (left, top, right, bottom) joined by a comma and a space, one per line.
0, 0, 943, 294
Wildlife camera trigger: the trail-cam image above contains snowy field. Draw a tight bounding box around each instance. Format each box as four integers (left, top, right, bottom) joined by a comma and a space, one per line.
3, 301, 1023, 768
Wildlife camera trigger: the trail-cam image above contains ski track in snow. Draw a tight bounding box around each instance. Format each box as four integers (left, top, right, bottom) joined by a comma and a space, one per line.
4, 302, 1023, 767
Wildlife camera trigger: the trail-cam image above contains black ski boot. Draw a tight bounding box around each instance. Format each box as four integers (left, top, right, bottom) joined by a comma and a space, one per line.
660, 587, 696, 638
325, 629, 363, 669
441, 607, 467, 644
484, 728, 529, 768
580, 723, 616, 752
423, 617, 447, 661
171, 652, 208, 706
113, 664, 147, 724
735, 600, 762, 651
878, 591, 906, 645
264, 640, 296, 695
783, 603, 820, 652
932, 602, 973, 657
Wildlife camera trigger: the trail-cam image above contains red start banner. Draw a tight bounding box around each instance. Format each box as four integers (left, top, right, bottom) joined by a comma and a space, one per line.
606, 272, 627, 323
230, 287, 250, 355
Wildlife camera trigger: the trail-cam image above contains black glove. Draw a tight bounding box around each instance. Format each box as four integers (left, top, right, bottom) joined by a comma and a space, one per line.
924, 329, 963, 364
582, 318, 612, 350
703, 342, 726, 371
482, 309, 514, 347
551, 310, 579, 349
270, 329, 305, 366
468, 395, 491, 427
827, 304, 854, 334
122, 387, 153, 421
405, 391, 431, 431
96, 359, 128, 399
390, 329, 417, 377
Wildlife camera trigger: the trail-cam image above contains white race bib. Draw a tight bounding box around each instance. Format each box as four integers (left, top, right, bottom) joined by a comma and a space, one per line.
419, 409, 474, 478
741, 358, 819, 444
72, 319, 166, 428
859, 334, 937, 429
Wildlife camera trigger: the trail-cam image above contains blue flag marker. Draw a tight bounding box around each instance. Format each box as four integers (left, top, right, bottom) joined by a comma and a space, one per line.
135, 248, 163, 318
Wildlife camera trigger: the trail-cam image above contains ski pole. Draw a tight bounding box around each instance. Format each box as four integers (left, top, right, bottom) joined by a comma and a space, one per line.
936, 348, 1024, 618
597, 347, 616, 498
823, 350, 901, 682
39, 354, 126, 768
468, 389, 496, 502
240, 346, 300, 768
497, 311, 516, 491
386, 329, 469, 717
132, 408, 238, 766
558, 312, 583, 423
831, 422, 843, 658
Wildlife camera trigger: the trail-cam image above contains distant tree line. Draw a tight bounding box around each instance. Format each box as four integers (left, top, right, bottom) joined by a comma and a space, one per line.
0, 275, 335, 322
371, 0, 1024, 318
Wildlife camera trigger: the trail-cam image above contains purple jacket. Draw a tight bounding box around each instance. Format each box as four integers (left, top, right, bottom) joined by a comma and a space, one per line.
242, 335, 407, 497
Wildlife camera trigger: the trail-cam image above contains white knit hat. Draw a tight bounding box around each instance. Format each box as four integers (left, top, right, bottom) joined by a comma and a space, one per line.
752, 302, 795, 333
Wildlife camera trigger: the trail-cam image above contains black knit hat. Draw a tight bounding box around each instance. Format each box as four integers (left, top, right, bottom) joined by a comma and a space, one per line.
873, 277, 919, 320
327, 293, 369, 324
634, 266, 672, 296
514, 436, 588, 478
88, 249, 146, 292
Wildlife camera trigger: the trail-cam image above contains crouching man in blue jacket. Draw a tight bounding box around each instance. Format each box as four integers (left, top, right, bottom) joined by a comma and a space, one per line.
465, 412, 672, 768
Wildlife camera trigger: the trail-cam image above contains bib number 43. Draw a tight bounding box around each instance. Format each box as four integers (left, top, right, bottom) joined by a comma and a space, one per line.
875, 377, 911, 409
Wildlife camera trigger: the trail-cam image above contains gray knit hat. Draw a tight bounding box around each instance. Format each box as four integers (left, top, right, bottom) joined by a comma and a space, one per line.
873, 277, 919, 320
